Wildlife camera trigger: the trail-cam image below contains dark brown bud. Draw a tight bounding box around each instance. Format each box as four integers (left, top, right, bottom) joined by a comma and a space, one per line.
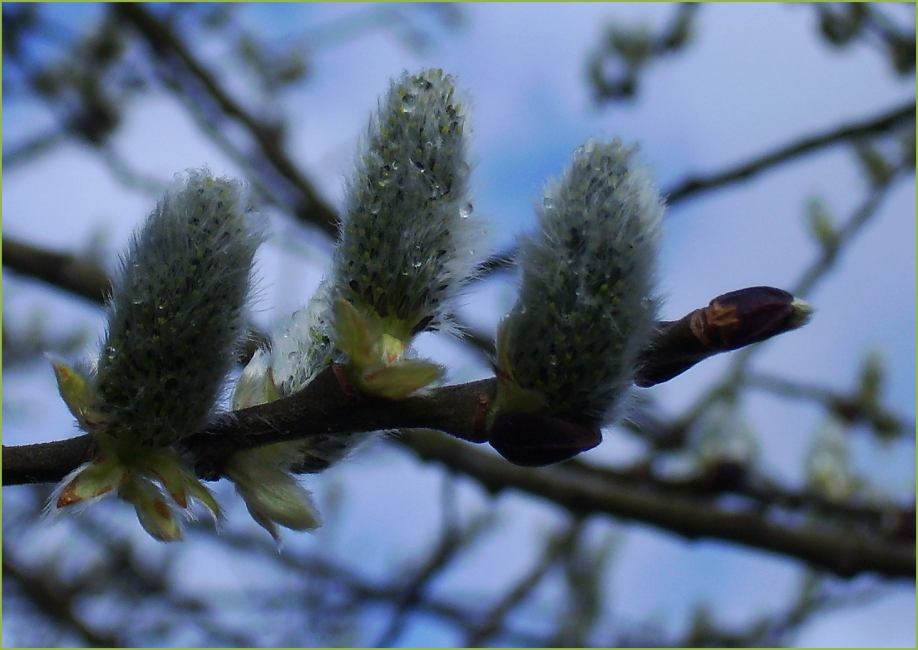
635, 286, 812, 387
488, 411, 602, 467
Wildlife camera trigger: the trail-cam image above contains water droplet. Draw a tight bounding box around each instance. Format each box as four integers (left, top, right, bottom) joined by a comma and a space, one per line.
391, 160, 399, 171
459, 202, 473, 219
542, 197, 553, 209
400, 93, 417, 113
412, 261, 423, 269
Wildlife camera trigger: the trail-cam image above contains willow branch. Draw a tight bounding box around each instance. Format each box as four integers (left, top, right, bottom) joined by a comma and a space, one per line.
2, 236, 112, 304
3, 363, 913, 577
397, 432, 914, 579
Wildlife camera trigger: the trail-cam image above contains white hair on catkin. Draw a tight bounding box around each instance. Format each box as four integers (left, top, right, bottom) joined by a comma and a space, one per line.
333, 68, 483, 340
95, 169, 264, 447
498, 140, 663, 425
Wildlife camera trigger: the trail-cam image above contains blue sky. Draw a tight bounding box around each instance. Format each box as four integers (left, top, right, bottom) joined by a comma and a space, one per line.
3, 3, 915, 647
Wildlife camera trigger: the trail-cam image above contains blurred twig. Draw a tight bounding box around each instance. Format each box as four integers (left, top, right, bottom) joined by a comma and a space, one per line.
374, 509, 492, 646
3, 548, 125, 647
465, 521, 584, 646
587, 4, 700, 102
665, 101, 914, 205
3, 236, 113, 304
3, 127, 68, 168
210, 527, 546, 645
398, 431, 914, 578
113, 3, 340, 236
744, 371, 914, 439
475, 100, 914, 275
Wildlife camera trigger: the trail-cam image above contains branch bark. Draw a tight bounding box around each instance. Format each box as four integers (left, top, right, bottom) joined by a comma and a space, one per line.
2, 237, 112, 304
3, 364, 913, 578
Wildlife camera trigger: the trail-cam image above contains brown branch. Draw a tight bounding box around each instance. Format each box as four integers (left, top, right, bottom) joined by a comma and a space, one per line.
8, 237, 898, 576
3, 367, 913, 577
745, 371, 914, 438
397, 432, 914, 579
2, 236, 112, 304
664, 100, 914, 204
1, 367, 493, 486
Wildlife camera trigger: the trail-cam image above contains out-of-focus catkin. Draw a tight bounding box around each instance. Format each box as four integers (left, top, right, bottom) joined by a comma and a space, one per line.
490, 140, 662, 465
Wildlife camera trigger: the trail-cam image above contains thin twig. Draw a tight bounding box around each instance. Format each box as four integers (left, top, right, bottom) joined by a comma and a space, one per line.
665, 101, 914, 204
464, 521, 583, 646
113, 3, 340, 236
3, 549, 126, 647
474, 101, 915, 275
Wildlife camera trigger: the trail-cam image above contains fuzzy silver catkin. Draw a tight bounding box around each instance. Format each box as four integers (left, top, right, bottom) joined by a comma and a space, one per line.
334, 68, 480, 338
233, 282, 372, 475
271, 280, 335, 396
498, 140, 662, 425
95, 169, 263, 447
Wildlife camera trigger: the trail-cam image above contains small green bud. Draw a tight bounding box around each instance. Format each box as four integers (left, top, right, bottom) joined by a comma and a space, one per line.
805, 418, 860, 502
50, 456, 124, 510
119, 475, 184, 542
853, 141, 893, 187
224, 451, 321, 543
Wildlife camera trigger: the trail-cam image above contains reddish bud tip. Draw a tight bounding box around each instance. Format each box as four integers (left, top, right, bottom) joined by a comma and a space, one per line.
635, 286, 812, 387
694, 286, 810, 351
